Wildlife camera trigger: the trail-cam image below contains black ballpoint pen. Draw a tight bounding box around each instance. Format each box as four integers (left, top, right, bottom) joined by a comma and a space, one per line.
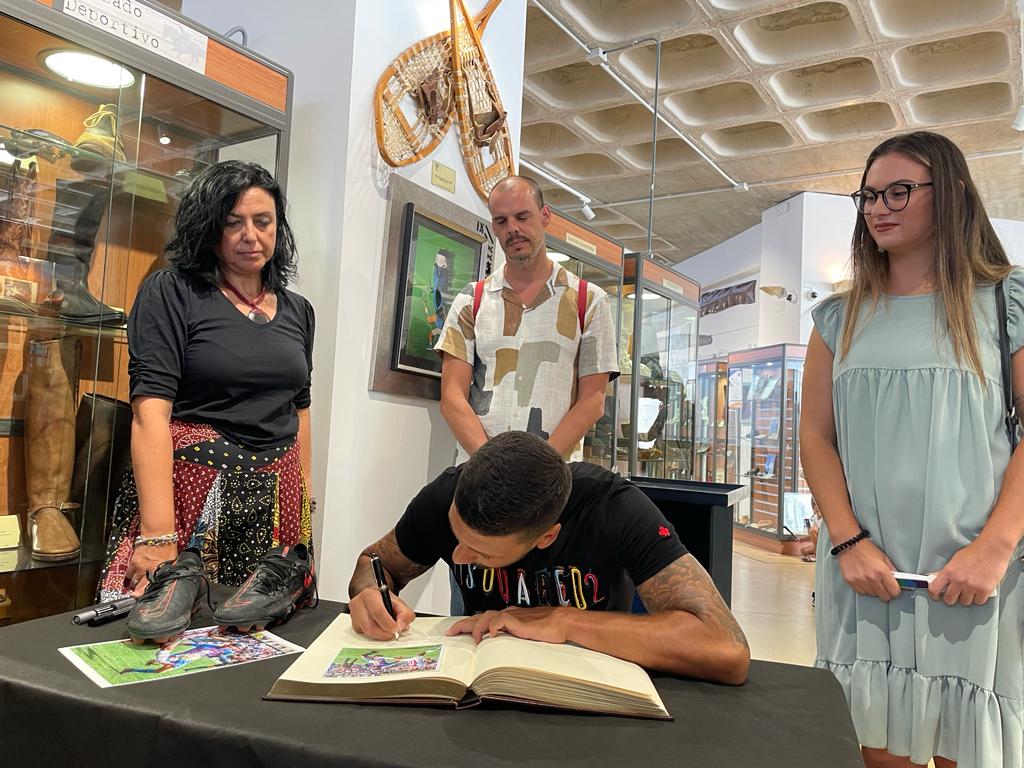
369, 552, 400, 640
72, 596, 136, 625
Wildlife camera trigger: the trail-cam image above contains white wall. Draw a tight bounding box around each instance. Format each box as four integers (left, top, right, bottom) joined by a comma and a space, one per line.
757, 197, 804, 346
180, 0, 527, 613
995, 218, 1024, 265
799, 193, 856, 342
678, 225, 761, 357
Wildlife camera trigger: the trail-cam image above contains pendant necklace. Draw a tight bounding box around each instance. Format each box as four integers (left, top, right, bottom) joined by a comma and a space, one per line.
222, 278, 270, 324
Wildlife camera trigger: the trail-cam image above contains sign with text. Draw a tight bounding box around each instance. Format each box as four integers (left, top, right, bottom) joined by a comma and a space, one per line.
0, 515, 21, 550
565, 232, 598, 255
62, 0, 208, 75
430, 161, 456, 194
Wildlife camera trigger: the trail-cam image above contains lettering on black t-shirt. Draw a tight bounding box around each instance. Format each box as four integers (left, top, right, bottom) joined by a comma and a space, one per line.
395, 462, 688, 614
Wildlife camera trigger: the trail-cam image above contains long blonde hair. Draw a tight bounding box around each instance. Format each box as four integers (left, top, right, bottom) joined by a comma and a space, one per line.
840, 131, 1011, 380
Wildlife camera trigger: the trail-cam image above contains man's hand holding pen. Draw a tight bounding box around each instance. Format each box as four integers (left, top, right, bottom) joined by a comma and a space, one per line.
348, 553, 416, 641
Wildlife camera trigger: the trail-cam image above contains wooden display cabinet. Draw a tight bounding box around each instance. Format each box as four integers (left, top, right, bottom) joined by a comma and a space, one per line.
0, 0, 291, 623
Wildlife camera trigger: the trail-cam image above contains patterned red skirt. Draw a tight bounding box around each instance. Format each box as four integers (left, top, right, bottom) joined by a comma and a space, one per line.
98, 421, 313, 601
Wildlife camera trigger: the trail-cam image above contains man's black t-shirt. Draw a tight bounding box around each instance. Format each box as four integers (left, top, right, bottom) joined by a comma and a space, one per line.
395, 462, 688, 613
128, 269, 314, 450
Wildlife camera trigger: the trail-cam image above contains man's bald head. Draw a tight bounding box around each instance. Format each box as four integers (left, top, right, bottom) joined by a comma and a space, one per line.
489, 176, 545, 212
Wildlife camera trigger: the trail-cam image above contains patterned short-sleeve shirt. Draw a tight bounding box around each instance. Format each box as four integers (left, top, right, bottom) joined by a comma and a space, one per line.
434, 261, 619, 461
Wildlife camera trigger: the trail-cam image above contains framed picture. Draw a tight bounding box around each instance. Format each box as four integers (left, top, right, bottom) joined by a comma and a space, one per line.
0, 275, 37, 304
391, 203, 484, 379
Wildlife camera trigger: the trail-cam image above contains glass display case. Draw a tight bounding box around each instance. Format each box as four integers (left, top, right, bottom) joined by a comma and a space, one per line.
543, 210, 624, 470
725, 344, 810, 551
618, 254, 700, 480
0, 0, 291, 625
695, 358, 727, 483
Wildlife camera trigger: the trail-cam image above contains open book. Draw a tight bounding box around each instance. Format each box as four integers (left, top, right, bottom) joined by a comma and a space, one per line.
266, 613, 670, 720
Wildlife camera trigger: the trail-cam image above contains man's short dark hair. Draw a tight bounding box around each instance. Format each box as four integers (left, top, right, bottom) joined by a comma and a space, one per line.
489, 175, 545, 210
454, 432, 571, 538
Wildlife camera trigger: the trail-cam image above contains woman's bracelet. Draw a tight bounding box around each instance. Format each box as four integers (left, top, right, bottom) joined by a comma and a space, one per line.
830, 528, 870, 557
134, 532, 178, 548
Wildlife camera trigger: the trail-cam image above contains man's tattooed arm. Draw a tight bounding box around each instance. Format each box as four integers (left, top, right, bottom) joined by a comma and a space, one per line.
636, 554, 750, 653
348, 529, 432, 597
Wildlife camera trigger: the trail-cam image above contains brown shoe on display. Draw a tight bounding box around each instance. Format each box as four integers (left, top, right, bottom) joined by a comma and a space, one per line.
28, 505, 80, 562
70, 104, 126, 172
24, 335, 82, 561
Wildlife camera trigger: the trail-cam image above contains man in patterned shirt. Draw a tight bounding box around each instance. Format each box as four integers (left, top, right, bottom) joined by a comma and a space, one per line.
434, 176, 619, 463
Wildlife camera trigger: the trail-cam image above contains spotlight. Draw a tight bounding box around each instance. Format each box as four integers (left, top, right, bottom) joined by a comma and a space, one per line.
156, 122, 171, 146
759, 285, 796, 303
580, 201, 596, 221
1013, 106, 1024, 132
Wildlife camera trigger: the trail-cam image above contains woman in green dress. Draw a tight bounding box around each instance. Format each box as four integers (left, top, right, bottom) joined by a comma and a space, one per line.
801, 131, 1024, 768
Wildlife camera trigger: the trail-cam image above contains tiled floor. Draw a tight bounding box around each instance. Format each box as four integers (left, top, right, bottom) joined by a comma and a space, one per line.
731, 540, 817, 667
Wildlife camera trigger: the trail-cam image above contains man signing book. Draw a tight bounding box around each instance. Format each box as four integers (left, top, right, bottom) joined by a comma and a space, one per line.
347, 431, 749, 684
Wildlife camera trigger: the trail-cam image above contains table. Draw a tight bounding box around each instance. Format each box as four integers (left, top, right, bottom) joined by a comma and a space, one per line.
0, 599, 862, 768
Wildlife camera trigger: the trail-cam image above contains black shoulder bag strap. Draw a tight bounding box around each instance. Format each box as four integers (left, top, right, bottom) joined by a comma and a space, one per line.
996, 280, 1019, 450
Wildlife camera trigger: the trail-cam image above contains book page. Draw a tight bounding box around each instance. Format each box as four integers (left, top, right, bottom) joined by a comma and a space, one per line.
274, 613, 477, 689
470, 633, 664, 701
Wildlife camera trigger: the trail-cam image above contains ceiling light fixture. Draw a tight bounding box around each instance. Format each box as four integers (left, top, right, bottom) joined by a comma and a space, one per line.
1013, 105, 1024, 132
41, 49, 135, 89
156, 122, 172, 146
520, 158, 601, 223
548, 251, 570, 263
626, 291, 661, 300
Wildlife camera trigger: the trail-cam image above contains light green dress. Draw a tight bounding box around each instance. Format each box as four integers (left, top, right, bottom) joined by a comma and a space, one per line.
812, 272, 1024, 768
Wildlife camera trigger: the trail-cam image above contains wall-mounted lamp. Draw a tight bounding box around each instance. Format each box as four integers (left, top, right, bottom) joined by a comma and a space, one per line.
759, 285, 796, 303
156, 122, 171, 146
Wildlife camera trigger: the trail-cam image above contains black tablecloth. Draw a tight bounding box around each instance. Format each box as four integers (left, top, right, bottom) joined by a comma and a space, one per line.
0, 599, 862, 768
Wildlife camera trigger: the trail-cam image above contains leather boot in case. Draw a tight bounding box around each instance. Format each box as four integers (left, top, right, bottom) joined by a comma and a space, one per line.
24, 335, 82, 561
47, 178, 127, 326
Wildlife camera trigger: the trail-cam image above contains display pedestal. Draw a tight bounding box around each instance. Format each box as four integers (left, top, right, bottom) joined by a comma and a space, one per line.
734, 525, 804, 556
630, 478, 747, 606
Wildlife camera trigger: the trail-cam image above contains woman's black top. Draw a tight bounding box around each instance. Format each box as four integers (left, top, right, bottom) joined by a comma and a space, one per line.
128, 268, 314, 450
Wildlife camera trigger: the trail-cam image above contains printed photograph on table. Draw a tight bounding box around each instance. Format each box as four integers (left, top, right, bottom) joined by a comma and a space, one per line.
59, 626, 304, 688
392, 203, 483, 378
325, 644, 444, 679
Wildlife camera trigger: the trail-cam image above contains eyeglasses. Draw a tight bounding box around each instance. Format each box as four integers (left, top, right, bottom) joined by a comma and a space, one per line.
850, 182, 933, 213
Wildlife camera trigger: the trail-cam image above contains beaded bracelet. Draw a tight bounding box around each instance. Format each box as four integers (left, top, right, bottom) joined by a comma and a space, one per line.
830, 528, 870, 557
134, 532, 178, 548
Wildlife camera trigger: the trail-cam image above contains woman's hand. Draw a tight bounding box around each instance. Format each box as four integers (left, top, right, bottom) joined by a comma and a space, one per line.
125, 542, 177, 597
928, 538, 1014, 606
836, 539, 901, 602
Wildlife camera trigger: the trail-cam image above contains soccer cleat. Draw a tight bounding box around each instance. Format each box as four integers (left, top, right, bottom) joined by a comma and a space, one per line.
126, 549, 207, 644
213, 543, 317, 632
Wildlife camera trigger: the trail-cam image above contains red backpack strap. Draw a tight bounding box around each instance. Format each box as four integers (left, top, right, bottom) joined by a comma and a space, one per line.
473, 279, 485, 321
577, 279, 588, 333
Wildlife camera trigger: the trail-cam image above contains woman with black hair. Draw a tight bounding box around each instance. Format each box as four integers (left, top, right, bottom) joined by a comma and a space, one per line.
97, 161, 315, 613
